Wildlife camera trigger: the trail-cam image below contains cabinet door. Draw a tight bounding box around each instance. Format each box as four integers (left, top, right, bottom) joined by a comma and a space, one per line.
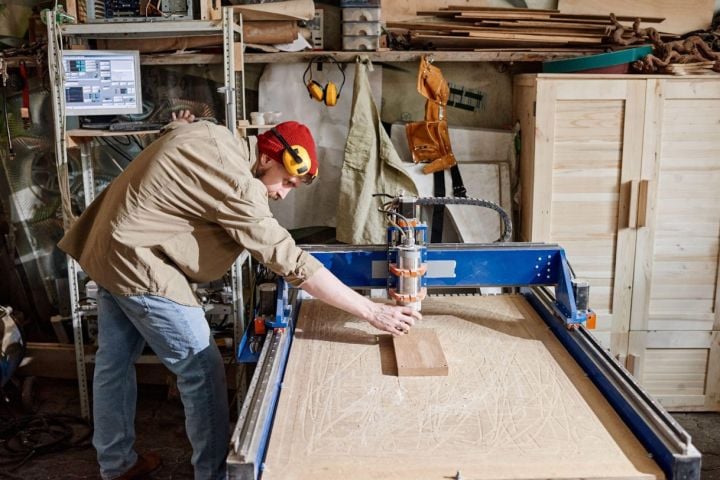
628, 330, 719, 411
530, 79, 646, 356
632, 79, 720, 332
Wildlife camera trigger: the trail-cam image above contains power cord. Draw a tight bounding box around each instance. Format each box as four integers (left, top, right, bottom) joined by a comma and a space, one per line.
0, 412, 92, 474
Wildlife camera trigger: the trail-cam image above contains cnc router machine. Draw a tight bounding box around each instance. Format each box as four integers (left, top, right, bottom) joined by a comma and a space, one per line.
227, 195, 701, 480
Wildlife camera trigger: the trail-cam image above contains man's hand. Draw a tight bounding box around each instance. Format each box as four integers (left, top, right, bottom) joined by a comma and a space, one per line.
366, 303, 421, 337
300, 267, 422, 337
171, 109, 196, 124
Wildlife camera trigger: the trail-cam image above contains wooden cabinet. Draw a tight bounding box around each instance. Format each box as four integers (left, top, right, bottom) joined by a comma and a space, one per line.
513, 74, 720, 411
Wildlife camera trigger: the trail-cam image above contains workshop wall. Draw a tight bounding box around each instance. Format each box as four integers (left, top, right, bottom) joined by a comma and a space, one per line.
381, 62, 513, 129
244, 62, 513, 131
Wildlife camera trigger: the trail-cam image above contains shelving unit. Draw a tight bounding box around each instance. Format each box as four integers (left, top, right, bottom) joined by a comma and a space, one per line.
46, 8, 250, 419
131, 49, 591, 66
245, 49, 591, 63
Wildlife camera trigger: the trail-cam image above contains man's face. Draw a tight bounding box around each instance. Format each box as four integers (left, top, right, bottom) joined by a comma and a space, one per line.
256, 154, 301, 201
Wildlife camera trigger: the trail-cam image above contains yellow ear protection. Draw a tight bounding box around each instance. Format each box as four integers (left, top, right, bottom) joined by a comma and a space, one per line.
269, 128, 315, 183
303, 57, 346, 107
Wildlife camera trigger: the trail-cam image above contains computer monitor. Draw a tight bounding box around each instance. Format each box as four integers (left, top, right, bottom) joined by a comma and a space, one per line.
62, 50, 142, 117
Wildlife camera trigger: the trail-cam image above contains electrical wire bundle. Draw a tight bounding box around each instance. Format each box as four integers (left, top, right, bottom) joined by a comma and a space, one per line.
0, 413, 92, 478
375, 194, 513, 243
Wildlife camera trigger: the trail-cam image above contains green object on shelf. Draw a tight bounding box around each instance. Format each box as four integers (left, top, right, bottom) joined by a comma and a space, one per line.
542, 46, 653, 73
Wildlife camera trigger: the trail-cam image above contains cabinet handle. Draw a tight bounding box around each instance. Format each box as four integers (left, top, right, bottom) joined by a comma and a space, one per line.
625, 354, 638, 376
619, 180, 639, 229
637, 179, 649, 228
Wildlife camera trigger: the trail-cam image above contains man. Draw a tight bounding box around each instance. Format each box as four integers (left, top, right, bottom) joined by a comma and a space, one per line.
58, 112, 421, 480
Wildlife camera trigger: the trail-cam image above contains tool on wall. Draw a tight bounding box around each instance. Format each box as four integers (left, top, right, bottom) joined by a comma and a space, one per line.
303, 56, 345, 107
405, 56, 469, 243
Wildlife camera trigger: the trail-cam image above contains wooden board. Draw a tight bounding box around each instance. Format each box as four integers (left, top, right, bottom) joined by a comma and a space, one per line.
559, 0, 714, 34
393, 328, 448, 376
261, 296, 663, 480
230, 0, 313, 21
462, 30, 604, 43
381, 1, 538, 22
411, 33, 593, 48
487, 19, 624, 30
457, 12, 664, 23
387, 21, 609, 35
445, 5, 559, 13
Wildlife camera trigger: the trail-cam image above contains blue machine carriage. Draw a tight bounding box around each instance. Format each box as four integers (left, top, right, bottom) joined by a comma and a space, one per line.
228, 196, 701, 480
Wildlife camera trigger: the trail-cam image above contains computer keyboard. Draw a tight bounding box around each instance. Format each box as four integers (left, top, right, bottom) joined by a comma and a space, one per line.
80, 122, 110, 130
108, 121, 165, 132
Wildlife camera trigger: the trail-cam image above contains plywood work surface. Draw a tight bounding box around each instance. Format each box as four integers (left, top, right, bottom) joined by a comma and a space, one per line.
262, 296, 662, 480
393, 328, 449, 376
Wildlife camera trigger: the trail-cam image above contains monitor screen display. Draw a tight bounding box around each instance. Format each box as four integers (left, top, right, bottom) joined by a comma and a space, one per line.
62, 50, 142, 116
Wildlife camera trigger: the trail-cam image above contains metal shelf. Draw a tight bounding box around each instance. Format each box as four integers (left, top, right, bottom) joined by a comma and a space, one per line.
135, 49, 592, 67
61, 20, 223, 38
244, 49, 594, 64
47, 7, 249, 419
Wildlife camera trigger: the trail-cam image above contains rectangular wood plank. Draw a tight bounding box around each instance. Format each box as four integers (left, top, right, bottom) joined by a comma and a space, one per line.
393, 328, 449, 376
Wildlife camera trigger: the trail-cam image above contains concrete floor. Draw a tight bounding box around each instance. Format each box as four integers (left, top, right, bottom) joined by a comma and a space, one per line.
0, 378, 718, 479
0, 378, 196, 480
674, 412, 720, 480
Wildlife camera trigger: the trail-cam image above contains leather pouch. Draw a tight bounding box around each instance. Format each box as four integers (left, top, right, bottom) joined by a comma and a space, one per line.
405, 119, 457, 173
416, 56, 449, 105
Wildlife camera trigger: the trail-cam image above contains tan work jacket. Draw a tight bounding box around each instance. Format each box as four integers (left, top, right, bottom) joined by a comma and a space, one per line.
58, 121, 322, 306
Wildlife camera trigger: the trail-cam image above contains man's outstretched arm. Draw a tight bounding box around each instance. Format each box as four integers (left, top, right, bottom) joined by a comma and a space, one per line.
300, 267, 421, 336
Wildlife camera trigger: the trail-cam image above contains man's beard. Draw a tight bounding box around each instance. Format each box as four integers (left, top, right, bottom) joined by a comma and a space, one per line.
256, 168, 280, 200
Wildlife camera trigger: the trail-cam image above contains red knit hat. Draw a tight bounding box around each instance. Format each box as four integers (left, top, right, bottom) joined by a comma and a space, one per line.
257, 121, 318, 179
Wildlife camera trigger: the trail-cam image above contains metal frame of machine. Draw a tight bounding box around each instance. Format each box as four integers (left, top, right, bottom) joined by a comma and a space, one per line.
227, 241, 702, 480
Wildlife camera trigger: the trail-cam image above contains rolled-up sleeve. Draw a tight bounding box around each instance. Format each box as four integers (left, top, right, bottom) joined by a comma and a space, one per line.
214, 177, 323, 286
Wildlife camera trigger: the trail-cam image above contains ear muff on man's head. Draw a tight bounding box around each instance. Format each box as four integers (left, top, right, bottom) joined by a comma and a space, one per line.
269, 127, 313, 177
282, 145, 311, 176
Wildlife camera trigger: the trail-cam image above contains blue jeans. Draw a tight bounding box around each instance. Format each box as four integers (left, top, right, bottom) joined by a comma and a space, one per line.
93, 287, 229, 480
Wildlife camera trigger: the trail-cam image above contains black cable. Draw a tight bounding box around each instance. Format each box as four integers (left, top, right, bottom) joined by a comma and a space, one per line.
98, 137, 133, 163
108, 134, 131, 146
415, 196, 513, 242
130, 135, 144, 151
0, 414, 92, 472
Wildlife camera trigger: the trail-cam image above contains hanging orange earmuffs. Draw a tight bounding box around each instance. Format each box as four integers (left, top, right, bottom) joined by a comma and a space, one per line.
303, 56, 346, 107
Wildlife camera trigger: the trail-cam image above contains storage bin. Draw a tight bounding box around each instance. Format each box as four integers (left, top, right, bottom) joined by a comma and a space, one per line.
342, 21, 382, 36
342, 35, 380, 51
342, 7, 381, 22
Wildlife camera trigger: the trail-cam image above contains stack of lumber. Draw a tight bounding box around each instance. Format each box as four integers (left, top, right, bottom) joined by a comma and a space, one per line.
558, 0, 715, 36
663, 61, 720, 75
387, 6, 665, 52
